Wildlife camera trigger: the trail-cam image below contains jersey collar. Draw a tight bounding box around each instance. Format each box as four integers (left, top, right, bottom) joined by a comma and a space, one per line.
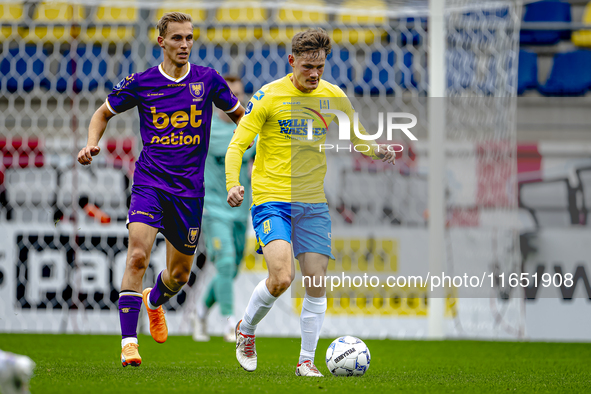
158, 63, 191, 83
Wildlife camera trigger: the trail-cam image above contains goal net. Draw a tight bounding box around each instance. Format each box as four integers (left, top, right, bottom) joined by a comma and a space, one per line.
0, 0, 523, 339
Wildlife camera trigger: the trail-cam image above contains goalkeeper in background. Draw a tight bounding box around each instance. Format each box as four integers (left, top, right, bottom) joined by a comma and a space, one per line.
193, 75, 255, 343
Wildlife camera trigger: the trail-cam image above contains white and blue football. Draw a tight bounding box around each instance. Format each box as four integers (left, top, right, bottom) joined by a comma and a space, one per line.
325, 336, 371, 376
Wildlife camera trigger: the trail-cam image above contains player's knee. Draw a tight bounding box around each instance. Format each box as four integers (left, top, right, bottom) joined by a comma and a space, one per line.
268, 273, 293, 295
169, 265, 191, 287
126, 249, 149, 273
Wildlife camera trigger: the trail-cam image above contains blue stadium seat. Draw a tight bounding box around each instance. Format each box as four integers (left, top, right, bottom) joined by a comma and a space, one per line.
110, 49, 134, 91
539, 50, 591, 96
323, 48, 353, 89
191, 45, 231, 75
0, 45, 47, 93
399, 17, 426, 46
53, 46, 108, 93
149, 45, 230, 76
148, 45, 163, 68
520, 1, 571, 45
355, 50, 415, 96
517, 50, 538, 95
446, 49, 475, 92
241, 46, 289, 93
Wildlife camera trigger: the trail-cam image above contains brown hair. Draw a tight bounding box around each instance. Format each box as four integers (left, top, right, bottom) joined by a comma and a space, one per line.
292, 28, 332, 59
157, 12, 192, 39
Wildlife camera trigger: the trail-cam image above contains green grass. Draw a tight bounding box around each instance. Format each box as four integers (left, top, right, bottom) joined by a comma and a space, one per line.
1, 334, 590, 393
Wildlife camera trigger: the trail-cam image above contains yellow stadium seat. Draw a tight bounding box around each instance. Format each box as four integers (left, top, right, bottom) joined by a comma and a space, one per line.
27, 2, 84, 42
0, 2, 23, 40
266, 0, 328, 43
278, 0, 327, 23
207, 1, 266, 43
82, 1, 138, 43
333, 0, 388, 45
150, 2, 207, 41
572, 2, 591, 47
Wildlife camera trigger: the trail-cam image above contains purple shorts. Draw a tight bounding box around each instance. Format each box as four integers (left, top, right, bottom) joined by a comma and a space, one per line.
127, 184, 204, 255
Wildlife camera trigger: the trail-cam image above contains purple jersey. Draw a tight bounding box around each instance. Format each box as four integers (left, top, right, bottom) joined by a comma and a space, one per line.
106, 63, 239, 197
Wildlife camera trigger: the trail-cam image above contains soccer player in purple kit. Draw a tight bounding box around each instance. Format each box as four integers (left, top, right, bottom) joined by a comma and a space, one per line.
77, 12, 244, 367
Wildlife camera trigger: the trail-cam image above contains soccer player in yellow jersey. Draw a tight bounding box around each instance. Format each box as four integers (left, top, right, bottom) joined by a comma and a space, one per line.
225, 28, 395, 376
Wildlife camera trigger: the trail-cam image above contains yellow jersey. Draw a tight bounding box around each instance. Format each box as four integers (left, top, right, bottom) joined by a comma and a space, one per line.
225, 74, 379, 205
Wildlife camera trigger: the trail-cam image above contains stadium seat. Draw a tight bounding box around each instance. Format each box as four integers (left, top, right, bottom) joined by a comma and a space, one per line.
190, 45, 231, 75
399, 17, 426, 46
266, 0, 329, 43
539, 50, 591, 96
323, 47, 353, 89
111, 49, 134, 91
0, 137, 44, 169
519, 179, 576, 227
517, 50, 538, 95
334, 0, 388, 45
446, 49, 501, 95
520, 1, 571, 45
447, 49, 476, 92
0, 2, 24, 40
572, 2, 591, 47
209, 1, 266, 43
355, 50, 415, 96
149, 45, 231, 75
241, 46, 289, 93
82, 1, 138, 43
0, 45, 48, 93
28, 1, 85, 42
105, 137, 136, 177
150, 2, 207, 41
4, 167, 57, 223
57, 168, 128, 223
51, 45, 108, 93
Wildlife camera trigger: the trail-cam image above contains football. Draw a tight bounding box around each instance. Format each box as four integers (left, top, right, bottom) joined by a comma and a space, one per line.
325, 336, 371, 377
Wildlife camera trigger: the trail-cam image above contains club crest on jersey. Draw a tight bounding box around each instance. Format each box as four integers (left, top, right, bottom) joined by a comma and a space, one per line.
188, 227, 200, 244
189, 82, 205, 100
263, 220, 271, 234
114, 73, 135, 90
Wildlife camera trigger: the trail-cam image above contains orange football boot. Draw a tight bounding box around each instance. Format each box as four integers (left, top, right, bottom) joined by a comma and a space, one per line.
143, 288, 168, 343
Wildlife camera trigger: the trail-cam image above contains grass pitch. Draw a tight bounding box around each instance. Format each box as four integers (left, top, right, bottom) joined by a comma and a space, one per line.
1, 334, 590, 393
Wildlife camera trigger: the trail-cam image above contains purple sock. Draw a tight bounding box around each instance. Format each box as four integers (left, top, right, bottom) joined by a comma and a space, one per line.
118, 292, 143, 339
149, 271, 180, 308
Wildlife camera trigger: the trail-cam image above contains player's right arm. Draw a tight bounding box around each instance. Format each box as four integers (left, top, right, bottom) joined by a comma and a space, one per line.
226, 93, 268, 207
77, 103, 115, 165
78, 73, 139, 165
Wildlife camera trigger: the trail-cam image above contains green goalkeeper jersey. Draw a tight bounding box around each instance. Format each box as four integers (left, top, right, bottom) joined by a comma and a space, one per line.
204, 112, 255, 220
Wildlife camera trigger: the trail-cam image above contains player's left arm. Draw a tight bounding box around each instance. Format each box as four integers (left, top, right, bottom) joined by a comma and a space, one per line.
226, 105, 245, 125
212, 71, 245, 125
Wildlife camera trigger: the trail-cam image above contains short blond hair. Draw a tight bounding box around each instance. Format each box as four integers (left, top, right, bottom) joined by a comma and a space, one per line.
157, 12, 192, 39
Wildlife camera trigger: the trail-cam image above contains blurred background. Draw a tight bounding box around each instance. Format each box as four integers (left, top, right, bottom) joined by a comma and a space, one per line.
0, 0, 590, 341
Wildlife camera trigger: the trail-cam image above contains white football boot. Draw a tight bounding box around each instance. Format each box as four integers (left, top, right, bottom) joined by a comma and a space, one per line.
0, 352, 35, 394
235, 320, 257, 372
295, 360, 324, 377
